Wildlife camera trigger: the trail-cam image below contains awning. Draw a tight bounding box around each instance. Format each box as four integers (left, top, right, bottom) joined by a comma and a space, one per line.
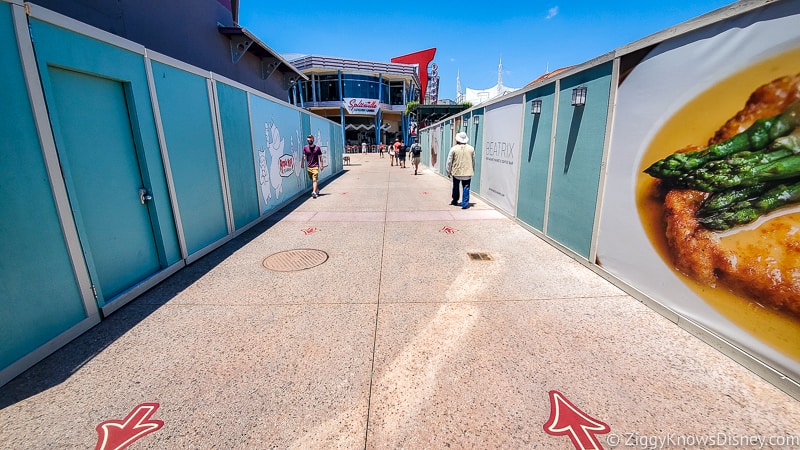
415, 104, 469, 124
217, 26, 307, 82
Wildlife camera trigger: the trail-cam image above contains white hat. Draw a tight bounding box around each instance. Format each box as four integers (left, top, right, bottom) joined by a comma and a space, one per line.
455, 131, 469, 144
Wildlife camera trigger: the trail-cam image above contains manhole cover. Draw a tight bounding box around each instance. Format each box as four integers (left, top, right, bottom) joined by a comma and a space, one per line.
467, 252, 493, 261
263, 249, 329, 272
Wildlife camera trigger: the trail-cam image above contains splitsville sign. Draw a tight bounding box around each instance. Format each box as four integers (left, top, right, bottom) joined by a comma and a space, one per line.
343, 98, 379, 115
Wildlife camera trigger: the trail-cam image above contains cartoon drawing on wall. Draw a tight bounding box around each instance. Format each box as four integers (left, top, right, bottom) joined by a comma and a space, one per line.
266, 122, 285, 199
316, 130, 330, 170
257, 147, 270, 204
292, 131, 304, 187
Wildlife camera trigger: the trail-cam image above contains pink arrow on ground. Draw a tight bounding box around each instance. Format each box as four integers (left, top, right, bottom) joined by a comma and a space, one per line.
543, 390, 610, 450
95, 403, 163, 450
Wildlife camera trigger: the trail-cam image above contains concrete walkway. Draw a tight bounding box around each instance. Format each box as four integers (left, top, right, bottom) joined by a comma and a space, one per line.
1, 152, 799, 449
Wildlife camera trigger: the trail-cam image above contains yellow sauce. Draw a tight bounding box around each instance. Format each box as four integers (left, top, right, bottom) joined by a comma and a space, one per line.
636, 48, 800, 360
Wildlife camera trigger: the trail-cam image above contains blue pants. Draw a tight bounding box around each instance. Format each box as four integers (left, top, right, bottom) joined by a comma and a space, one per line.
452, 177, 471, 208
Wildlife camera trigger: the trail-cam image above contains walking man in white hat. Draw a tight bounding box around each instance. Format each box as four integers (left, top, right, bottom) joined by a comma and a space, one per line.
446, 131, 475, 209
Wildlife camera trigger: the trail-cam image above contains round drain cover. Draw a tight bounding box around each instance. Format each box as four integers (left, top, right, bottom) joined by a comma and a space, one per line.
262, 249, 329, 272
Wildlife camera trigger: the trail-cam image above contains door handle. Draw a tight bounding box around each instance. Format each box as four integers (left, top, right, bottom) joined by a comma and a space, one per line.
138, 188, 153, 205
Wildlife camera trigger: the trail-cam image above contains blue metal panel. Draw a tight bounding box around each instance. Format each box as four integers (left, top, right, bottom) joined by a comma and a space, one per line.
248, 95, 304, 213
331, 121, 343, 171
471, 111, 484, 194
29, 19, 181, 267
547, 63, 613, 258
517, 86, 557, 231
0, 4, 87, 370
48, 67, 162, 301
301, 113, 312, 139
420, 130, 430, 166
216, 81, 259, 230
311, 115, 333, 179
440, 123, 454, 176
151, 62, 227, 255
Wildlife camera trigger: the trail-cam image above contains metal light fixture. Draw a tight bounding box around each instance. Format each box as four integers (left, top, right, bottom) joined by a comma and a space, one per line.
531, 99, 542, 115
571, 86, 587, 107
473, 115, 479, 125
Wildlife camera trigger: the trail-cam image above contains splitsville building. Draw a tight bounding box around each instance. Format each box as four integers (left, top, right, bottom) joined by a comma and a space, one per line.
287, 48, 437, 148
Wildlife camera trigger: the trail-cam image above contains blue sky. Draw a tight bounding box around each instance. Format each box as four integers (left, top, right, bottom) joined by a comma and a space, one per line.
238, 1, 735, 101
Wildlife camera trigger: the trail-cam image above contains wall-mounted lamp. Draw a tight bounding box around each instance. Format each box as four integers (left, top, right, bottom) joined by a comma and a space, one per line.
571, 86, 587, 107
473, 115, 479, 125
531, 99, 542, 115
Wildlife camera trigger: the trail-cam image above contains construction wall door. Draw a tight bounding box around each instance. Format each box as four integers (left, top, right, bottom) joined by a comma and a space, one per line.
48, 67, 162, 305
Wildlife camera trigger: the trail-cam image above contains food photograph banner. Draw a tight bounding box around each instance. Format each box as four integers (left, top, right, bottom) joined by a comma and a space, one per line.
430, 124, 441, 171
597, 1, 800, 381
480, 97, 523, 214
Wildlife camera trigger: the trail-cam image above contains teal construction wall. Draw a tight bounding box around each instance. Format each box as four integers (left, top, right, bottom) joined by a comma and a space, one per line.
0, 3, 89, 371
0, 2, 343, 386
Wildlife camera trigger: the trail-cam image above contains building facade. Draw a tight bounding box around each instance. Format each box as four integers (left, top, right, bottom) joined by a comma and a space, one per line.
29, 0, 305, 99
288, 49, 436, 148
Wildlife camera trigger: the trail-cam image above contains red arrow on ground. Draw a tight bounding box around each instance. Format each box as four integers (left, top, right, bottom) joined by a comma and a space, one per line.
543, 390, 610, 450
95, 403, 163, 450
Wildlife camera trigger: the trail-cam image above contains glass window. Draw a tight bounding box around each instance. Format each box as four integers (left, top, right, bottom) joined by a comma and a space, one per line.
298, 80, 313, 103
317, 75, 339, 102
342, 74, 381, 99
381, 81, 390, 103
389, 81, 405, 105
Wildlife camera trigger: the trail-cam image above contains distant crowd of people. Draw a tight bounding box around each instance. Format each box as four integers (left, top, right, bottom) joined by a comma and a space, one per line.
329, 135, 474, 209
381, 140, 419, 174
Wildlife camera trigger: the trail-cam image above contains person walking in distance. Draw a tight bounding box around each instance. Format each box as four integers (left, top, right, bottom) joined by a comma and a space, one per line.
410, 141, 422, 175
446, 131, 475, 208
396, 139, 407, 168
302, 134, 324, 198
393, 138, 404, 168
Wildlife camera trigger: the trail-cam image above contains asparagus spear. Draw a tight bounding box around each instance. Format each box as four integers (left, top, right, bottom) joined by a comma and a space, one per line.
771, 126, 800, 153
697, 182, 773, 216
697, 180, 800, 230
675, 129, 800, 191
680, 154, 800, 191
701, 126, 800, 169
644, 100, 800, 179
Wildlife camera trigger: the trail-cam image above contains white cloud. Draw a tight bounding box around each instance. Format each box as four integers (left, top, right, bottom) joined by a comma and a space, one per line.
546, 6, 559, 19
450, 57, 456, 62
